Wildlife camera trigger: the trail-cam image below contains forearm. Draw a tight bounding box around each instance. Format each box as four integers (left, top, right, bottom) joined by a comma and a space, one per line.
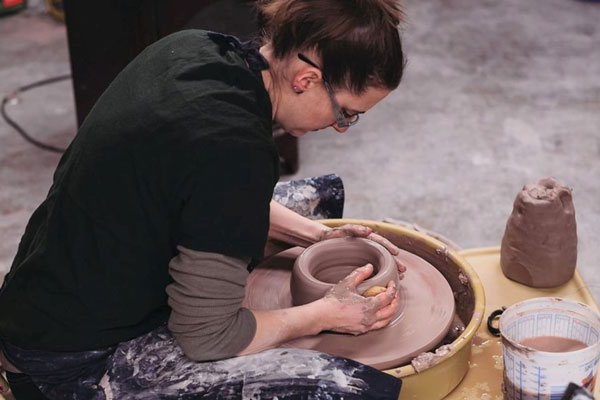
268, 200, 328, 247
167, 247, 256, 361
238, 300, 328, 356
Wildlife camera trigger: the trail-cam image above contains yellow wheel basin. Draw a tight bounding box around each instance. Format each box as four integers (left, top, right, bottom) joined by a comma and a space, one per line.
322, 219, 486, 400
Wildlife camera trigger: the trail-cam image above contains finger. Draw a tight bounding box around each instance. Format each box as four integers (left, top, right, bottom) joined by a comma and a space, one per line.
367, 317, 393, 331
375, 303, 398, 321
375, 293, 400, 320
367, 233, 400, 255
344, 224, 372, 237
395, 258, 407, 273
385, 279, 397, 297
322, 225, 372, 240
332, 224, 372, 238
352, 326, 369, 336
372, 280, 396, 308
343, 263, 373, 288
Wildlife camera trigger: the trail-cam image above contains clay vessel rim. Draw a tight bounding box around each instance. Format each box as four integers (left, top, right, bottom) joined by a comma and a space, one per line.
298, 237, 389, 257
295, 237, 394, 288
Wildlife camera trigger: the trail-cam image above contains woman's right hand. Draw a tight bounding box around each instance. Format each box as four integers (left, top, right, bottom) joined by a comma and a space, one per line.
316, 264, 399, 335
239, 263, 399, 356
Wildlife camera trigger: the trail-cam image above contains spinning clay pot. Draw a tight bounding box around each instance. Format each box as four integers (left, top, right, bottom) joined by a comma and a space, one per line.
291, 237, 398, 306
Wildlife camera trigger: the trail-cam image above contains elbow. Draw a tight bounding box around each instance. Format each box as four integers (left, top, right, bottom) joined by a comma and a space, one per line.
169, 323, 238, 362
171, 332, 254, 362
173, 333, 227, 362
168, 310, 257, 362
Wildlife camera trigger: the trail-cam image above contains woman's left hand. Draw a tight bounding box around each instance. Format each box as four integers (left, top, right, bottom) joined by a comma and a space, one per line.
319, 224, 407, 279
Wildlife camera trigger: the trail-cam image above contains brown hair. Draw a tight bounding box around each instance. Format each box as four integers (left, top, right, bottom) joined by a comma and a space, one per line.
257, 0, 405, 94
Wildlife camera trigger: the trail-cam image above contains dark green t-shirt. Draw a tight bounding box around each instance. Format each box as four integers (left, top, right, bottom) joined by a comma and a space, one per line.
0, 30, 279, 351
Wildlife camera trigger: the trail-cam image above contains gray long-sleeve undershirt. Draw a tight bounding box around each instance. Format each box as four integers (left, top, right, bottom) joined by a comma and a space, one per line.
166, 246, 256, 361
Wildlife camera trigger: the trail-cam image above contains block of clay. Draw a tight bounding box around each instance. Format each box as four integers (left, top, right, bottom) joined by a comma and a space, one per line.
500, 177, 577, 288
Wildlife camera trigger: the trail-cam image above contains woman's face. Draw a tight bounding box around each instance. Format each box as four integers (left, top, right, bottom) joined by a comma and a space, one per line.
276, 84, 391, 137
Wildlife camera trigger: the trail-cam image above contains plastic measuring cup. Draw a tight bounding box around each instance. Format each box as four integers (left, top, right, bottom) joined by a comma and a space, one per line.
499, 297, 600, 400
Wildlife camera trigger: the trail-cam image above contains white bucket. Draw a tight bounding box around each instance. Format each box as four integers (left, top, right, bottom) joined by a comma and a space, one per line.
499, 297, 600, 400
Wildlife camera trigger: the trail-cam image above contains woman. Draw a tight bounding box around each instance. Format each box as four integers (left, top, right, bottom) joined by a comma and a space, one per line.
0, 0, 406, 398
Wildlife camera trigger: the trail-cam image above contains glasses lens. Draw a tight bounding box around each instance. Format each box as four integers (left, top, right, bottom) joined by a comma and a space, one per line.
346, 114, 359, 126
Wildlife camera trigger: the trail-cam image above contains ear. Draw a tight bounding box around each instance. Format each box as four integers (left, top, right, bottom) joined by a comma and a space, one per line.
292, 66, 322, 93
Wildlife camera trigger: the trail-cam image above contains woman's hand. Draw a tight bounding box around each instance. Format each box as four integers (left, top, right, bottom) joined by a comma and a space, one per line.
316, 264, 400, 335
319, 224, 407, 279
240, 263, 399, 356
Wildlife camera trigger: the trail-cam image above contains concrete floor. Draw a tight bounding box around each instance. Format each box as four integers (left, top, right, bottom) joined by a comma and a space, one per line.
1, 0, 599, 302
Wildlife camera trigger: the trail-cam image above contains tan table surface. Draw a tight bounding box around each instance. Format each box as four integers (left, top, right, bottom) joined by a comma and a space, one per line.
445, 247, 599, 399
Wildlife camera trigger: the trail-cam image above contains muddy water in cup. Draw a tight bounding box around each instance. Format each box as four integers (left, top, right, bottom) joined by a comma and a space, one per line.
499, 297, 600, 400
520, 336, 588, 352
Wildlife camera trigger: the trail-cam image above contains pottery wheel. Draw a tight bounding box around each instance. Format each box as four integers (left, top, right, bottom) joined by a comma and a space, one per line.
243, 247, 456, 370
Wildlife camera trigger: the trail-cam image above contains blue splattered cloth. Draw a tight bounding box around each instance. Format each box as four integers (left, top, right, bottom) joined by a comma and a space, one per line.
4, 325, 401, 399
273, 174, 345, 220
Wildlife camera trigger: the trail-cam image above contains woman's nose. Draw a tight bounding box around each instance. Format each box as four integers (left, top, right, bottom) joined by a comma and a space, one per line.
332, 123, 350, 134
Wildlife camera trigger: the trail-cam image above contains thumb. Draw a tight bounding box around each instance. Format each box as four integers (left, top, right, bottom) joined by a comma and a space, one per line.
343, 263, 374, 288
347, 225, 373, 238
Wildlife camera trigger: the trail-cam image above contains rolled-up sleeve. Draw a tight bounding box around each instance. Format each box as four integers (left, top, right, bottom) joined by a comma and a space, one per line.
166, 246, 256, 361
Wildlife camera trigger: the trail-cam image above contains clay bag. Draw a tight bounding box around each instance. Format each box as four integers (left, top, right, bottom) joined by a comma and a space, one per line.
500, 177, 577, 288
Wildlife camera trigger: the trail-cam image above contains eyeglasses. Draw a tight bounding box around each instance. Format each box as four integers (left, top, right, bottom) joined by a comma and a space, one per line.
297, 53, 361, 128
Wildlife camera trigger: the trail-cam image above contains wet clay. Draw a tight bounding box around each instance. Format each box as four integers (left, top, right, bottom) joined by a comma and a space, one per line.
291, 238, 397, 306
243, 246, 455, 369
501, 177, 577, 288
411, 344, 453, 372
519, 336, 588, 352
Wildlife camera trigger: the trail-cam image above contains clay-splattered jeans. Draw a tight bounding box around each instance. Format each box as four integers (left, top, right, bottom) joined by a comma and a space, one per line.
2, 325, 401, 399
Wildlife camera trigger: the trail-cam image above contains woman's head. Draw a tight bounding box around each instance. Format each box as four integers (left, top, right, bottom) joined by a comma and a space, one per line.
257, 0, 405, 136
257, 0, 405, 95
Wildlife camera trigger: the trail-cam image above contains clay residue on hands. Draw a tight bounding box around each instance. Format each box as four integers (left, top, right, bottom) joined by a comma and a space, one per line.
325, 287, 378, 329
324, 266, 396, 329
500, 177, 577, 288
325, 274, 371, 305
